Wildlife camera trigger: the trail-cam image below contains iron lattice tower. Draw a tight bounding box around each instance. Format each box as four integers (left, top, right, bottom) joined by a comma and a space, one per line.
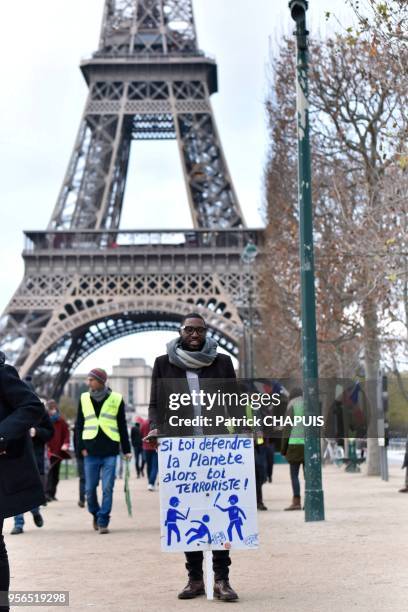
49, 0, 245, 231
0, 0, 261, 397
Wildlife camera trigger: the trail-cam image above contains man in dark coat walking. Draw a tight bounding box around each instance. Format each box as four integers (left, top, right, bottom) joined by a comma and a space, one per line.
148, 313, 243, 602
11, 411, 54, 534
73, 422, 86, 507
130, 419, 145, 478
0, 352, 46, 612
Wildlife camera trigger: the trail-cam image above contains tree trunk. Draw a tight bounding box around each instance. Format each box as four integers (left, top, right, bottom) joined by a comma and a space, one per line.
363, 295, 381, 476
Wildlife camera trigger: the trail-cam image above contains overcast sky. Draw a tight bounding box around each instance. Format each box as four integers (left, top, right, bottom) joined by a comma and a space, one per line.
0, 0, 353, 375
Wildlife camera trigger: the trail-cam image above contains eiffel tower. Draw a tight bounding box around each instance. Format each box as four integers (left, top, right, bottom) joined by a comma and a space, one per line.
0, 0, 262, 398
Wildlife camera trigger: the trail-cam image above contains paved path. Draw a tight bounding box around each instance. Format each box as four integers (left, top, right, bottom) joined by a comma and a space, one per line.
3, 463, 408, 612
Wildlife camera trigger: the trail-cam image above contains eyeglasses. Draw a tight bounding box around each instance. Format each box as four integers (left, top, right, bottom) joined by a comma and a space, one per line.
180, 325, 207, 335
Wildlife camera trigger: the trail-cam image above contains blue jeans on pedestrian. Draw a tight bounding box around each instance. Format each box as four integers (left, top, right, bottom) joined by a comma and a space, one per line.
144, 449, 158, 486
14, 508, 40, 528
84, 455, 117, 527
290, 462, 304, 498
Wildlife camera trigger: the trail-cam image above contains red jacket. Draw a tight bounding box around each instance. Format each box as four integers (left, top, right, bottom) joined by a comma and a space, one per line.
140, 418, 157, 451
47, 416, 70, 457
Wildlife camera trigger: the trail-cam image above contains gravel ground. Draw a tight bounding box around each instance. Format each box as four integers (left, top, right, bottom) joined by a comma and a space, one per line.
3, 462, 407, 612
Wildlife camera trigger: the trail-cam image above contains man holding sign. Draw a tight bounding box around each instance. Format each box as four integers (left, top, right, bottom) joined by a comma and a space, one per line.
148, 313, 254, 602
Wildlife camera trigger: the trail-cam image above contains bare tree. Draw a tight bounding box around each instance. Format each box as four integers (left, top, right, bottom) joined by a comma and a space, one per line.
346, 0, 408, 72
259, 46, 302, 378
262, 34, 407, 474
262, 40, 367, 380
309, 35, 407, 474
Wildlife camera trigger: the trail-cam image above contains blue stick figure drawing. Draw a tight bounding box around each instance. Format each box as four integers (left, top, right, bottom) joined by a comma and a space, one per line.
165, 496, 190, 546
185, 515, 211, 545
214, 494, 247, 541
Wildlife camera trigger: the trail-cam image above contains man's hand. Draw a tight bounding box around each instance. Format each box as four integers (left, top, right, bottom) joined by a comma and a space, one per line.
143, 428, 158, 442
61, 443, 69, 451
124, 453, 132, 461
81, 449, 88, 457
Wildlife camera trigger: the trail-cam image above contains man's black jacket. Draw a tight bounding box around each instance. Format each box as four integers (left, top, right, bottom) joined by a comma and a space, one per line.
0, 355, 47, 518
130, 424, 142, 449
148, 353, 245, 437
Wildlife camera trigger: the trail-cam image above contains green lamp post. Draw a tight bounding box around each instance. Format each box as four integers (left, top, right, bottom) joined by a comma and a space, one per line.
289, 0, 325, 521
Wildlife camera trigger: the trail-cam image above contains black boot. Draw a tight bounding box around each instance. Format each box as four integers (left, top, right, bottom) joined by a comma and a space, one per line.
178, 579, 205, 599
214, 580, 239, 601
32, 512, 44, 528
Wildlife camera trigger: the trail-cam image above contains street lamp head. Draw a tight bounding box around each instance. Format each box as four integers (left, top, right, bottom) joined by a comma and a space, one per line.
289, 0, 308, 23
241, 242, 258, 265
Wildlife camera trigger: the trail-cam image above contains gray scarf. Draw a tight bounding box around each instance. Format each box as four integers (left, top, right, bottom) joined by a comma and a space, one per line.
90, 387, 110, 403
167, 337, 218, 370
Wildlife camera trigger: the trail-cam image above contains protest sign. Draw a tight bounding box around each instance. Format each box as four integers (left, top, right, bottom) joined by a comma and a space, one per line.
158, 434, 258, 552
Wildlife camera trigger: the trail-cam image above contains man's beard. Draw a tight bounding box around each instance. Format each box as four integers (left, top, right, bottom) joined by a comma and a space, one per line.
181, 339, 205, 352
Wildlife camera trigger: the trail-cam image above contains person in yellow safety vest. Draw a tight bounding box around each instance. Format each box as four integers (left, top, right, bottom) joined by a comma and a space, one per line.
245, 404, 268, 511
75, 367, 132, 534
280, 388, 304, 511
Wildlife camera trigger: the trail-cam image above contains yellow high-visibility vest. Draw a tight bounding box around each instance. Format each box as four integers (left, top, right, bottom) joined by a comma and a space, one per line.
288, 399, 305, 445
81, 391, 122, 442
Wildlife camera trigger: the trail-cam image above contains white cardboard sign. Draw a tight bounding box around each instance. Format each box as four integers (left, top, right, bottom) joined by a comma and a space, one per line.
158, 435, 258, 552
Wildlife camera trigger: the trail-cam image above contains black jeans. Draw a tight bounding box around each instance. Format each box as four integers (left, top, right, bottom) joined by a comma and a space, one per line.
185, 551, 231, 582
290, 462, 304, 497
265, 442, 275, 481
77, 455, 86, 503
133, 447, 145, 477
0, 520, 10, 612
46, 461, 61, 498
255, 446, 267, 504
255, 466, 264, 503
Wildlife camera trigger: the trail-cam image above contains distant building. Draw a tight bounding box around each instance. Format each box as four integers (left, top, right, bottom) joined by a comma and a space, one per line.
109, 358, 152, 417
65, 377, 88, 405
65, 358, 152, 418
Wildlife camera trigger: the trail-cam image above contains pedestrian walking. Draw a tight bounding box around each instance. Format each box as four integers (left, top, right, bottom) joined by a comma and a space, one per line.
130, 419, 145, 478
281, 388, 304, 511
45, 399, 70, 502
73, 422, 86, 507
254, 440, 268, 511
141, 417, 158, 491
245, 400, 268, 511
11, 410, 54, 534
0, 352, 46, 612
75, 368, 131, 534
265, 438, 275, 482
148, 313, 241, 601
399, 436, 408, 493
